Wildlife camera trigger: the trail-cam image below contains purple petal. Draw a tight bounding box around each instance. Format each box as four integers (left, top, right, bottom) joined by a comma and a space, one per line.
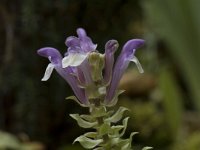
64, 28, 97, 54
104, 40, 119, 84
65, 36, 82, 54
37, 47, 89, 105
76, 67, 86, 85
121, 39, 145, 57
65, 36, 80, 48
56, 67, 89, 105
77, 59, 93, 85
37, 47, 62, 64
77, 28, 97, 52
77, 28, 87, 39
105, 39, 145, 104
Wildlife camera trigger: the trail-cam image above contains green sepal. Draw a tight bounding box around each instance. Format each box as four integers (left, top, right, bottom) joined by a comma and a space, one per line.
142, 146, 153, 150
109, 117, 129, 138
99, 123, 110, 136
73, 135, 103, 149
109, 125, 124, 138
119, 117, 130, 137
92, 106, 107, 118
126, 132, 139, 149
129, 132, 138, 144
70, 114, 97, 128
110, 137, 130, 149
110, 132, 138, 150
106, 90, 125, 107
120, 132, 138, 150
108, 117, 130, 138
80, 114, 94, 122
84, 132, 97, 138
66, 96, 88, 107
106, 110, 114, 116
110, 137, 120, 146
121, 141, 130, 150
105, 107, 129, 123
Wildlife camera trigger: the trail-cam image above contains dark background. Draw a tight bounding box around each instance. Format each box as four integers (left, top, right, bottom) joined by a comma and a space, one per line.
0, 0, 200, 149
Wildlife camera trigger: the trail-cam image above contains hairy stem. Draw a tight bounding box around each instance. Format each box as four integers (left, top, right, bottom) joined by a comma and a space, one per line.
90, 98, 110, 149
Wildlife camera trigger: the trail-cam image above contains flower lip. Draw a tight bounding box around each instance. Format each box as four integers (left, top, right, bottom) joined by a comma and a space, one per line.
77, 28, 87, 39
122, 39, 145, 56
62, 53, 89, 68
37, 47, 62, 64
76, 28, 97, 52
65, 28, 97, 53
65, 36, 80, 48
105, 40, 119, 53
62, 28, 97, 68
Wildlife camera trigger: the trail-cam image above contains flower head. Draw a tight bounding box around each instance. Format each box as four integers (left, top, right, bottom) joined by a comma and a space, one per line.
38, 28, 144, 106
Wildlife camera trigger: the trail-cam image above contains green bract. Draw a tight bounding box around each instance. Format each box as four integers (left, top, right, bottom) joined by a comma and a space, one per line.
69, 97, 152, 149
70, 114, 97, 128
73, 135, 103, 149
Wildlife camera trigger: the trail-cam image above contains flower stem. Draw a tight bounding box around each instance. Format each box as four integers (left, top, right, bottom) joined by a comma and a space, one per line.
90, 98, 110, 149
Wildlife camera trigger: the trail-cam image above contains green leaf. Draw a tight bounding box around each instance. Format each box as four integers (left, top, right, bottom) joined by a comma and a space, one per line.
127, 132, 139, 149
109, 125, 124, 137
73, 135, 103, 149
106, 90, 125, 107
80, 114, 94, 122
143, 0, 200, 112
66, 96, 88, 107
92, 106, 107, 118
142, 146, 153, 150
117, 132, 138, 150
109, 117, 130, 138
105, 107, 129, 123
159, 68, 183, 135
99, 123, 110, 136
114, 138, 129, 150
129, 132, 138, 144
121, 142, 130, 150
84, 132, 97, 139
119, 117, 130, 137
70, 114, 97, 128
0, 131, 21, 149
110, 137, 120, 146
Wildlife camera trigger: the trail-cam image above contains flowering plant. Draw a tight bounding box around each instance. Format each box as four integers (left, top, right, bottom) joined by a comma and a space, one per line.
38, 28, 152, 150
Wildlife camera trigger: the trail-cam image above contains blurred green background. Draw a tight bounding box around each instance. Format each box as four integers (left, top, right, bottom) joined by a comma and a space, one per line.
0, 0, 200, 149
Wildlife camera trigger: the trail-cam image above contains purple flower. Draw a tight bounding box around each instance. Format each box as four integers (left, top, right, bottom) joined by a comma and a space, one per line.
38, 28, 145, 106
105, 39, 144, 104
62, 28, 97, 68
37, 47, 89, 105
104, 40, 119, 84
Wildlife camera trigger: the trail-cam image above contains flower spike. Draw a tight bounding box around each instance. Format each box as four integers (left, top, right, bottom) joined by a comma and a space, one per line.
37, 28, 149, 150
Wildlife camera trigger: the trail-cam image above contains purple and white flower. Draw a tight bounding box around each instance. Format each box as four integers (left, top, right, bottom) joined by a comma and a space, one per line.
62, 28, 97, 68
37, 28, 144, 106
37, 47, 89, 105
